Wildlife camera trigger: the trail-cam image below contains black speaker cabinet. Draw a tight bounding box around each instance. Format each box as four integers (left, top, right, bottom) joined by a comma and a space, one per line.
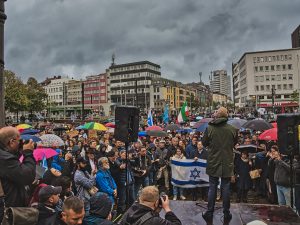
277, 113, 300, 156
114, 106, 140, 143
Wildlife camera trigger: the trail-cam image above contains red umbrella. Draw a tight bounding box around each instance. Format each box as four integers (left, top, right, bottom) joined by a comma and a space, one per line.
271, 122, 277, 128
146, 125, 163, 131
258, 128, 277, 141
105, 122, 115, 128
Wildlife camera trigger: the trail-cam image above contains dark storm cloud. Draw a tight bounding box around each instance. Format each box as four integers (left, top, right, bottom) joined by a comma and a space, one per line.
4, 0, 300, 84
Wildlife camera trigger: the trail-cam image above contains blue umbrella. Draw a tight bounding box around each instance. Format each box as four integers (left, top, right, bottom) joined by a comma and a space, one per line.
138, 131, 148, 137
75, 125, 86, 130
21, 129, 40, 135
196, 123, 209, 132
21, 135, 42, 143
176, 128, 193, 133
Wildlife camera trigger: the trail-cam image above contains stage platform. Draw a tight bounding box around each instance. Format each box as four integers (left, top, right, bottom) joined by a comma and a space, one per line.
160, 201, 300, 225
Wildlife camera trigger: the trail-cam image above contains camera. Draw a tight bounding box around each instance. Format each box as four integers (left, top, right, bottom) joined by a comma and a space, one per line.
158, 192, 167, 207
19, 139, 37, 149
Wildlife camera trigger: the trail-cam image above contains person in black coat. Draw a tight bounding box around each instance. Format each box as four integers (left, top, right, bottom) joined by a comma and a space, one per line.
0, 127, 36, 223
235, 151, 252, 203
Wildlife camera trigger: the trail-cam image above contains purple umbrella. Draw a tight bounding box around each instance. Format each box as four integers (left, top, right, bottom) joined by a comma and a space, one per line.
193, 118, 213, 129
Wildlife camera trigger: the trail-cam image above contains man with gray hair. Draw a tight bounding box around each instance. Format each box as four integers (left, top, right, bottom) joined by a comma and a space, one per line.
202, 107, 238, 225
0, 126, 36, 223
95, 157, 117, 205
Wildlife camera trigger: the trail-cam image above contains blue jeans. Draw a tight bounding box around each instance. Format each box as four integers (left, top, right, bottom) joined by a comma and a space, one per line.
134, 176, 150, 198
173, 186, 183, 197
206, 176, 231, 217
276, 185, 291, 206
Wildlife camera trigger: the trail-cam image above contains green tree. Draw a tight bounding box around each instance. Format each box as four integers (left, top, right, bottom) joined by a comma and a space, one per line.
4, 70, 29, 119
291, 90, 299, 103
26, 77, 47, 115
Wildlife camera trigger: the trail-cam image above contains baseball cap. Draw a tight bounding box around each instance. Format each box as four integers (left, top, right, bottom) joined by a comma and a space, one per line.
39, 185, 62, 203
89, 192, 112, 218
76, 156, 88, 164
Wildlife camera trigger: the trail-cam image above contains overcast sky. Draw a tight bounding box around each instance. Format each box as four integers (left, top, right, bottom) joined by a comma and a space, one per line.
4, 0, 300, 84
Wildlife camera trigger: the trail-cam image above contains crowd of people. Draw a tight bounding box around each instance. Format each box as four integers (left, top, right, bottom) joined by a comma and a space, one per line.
0, 107, 299, 225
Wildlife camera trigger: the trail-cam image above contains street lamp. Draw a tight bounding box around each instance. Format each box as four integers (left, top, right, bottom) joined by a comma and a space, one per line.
0, 1, 6, 127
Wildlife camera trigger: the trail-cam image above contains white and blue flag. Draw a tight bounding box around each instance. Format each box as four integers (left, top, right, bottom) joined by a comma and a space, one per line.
147, 109, 153, 127
171, 158, 209, 188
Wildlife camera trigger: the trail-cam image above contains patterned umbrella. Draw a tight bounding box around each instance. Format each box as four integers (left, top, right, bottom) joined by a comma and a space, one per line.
227, 119, 247, 129
16, 124, 32, 130
39, 134, 65, 147
193, 118, 213, 128
83, 122, 107, 131
146, 125, 163, 131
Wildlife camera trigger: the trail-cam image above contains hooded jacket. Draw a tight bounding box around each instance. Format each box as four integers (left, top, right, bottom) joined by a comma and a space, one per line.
202, 117, 238, 178
120, 203, 181, 225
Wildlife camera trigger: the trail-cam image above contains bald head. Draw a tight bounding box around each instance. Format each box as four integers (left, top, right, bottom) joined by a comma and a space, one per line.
0, 127, 20, 151
216, 107, 228, 118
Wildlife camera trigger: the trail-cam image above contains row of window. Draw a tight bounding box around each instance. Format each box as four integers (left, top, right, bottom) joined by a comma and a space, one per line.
85, 89, 106, 94
255, 74, 293, 82
83, 96, 106, 101
110, 80, 151, 88
111, 64, 160, 73
46, 87, 63, 93
111, 88, 149, 94
254, 64, 293, 72
48, 95, 62, 100
255, 84, 293, 91
111, 72, 159, 80
84, 82, 106, 88
253, 54, 292, 63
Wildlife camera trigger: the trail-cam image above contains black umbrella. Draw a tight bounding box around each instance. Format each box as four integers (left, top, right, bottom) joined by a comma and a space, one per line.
53, 126, 68, 131
236, 144, 257, 153
242, 119, 272, 131
147, 130, 168, 137
164, 124, 181, 131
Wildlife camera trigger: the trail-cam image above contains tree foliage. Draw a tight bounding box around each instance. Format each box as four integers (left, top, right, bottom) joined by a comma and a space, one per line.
26, 77, 47, 113
291, 90, 299, 103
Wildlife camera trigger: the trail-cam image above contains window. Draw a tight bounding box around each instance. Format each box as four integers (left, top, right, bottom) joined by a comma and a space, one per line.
268, 56, 272, 62
265, 75, 270, 81
260, 76, 264, 82
276, 65, 280, 71
272, 56, 276, 61
288, 54, 292, 60
253, 57, 256, 63
265, 66, 269, 71
272, 85, 275, 89
283, 84, 287, 90
255, 76, 259, 82
255, 86, 259, 91
271, 75, 275, 81
266, 85, 270, 91
260, 85, 264, 91
277, 55, 280, 61
289, 84, 293, 90
271, 65, 275, 71
282, 74, 287, 80
281, 55, 284, 61
282, 65, 286, 70
254, 66, 258, 72
288, 64, 292, 70
259, 96, 264, 100
284, 55, 288, 60
259, 66, 264, 71
260, 57, 264, 62
288, 74, 293, 80
277, 84, 281, 90
277, 74, 281, 81
284, 95, 290, 99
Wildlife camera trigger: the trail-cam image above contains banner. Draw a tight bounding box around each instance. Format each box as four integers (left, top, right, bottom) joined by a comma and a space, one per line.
171, 158, 209, 188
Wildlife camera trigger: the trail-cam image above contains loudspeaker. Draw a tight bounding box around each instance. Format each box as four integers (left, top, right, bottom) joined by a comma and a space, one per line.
277, 113, 300, 156
114, 106, 140, 143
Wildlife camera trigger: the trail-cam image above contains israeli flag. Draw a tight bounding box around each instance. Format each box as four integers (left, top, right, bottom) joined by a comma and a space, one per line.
147, 109, 153, 126
171, 158, 209, 188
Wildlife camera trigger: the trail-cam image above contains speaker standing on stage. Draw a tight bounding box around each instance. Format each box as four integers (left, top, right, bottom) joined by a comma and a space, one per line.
202, 107, 238, 225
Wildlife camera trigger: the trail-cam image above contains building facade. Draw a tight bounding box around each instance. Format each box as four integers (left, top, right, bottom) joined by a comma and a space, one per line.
212, 92, 228, 105
292, 25, 300, 48
233, 48, 300, 112
210, 70, 231, 98
108, 61, 161, 113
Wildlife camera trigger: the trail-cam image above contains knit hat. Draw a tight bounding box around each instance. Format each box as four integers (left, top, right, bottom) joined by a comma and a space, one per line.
39, 185, 62, 203
89, 192, 112, 218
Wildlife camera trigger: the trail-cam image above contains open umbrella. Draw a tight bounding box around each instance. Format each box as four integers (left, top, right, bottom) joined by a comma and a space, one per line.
196, 123, 209, 132
75, 125, 85, 130
147, 130, 168, 137
193, 118, 213, 128
164, 124, 181, 131
33, 148, 59, 161
236, 144, 257, 153
105, 122, 115, 128
271, 122, 277, 128
20, 129, 40, 135
39, 134, 64, 147
242, 119, 272, 131
138, 131, 148, 137
21, 135, 41, 143
227, 119, 247, 129
146, 125, 163, 131
177, 128, 193, 133
83, 122, 107, 131
16, 124, 32, 130
258, 128, 277, 141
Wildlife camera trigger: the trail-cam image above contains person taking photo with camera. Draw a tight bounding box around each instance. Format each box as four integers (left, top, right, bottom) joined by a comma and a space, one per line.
120, 186, 181, 225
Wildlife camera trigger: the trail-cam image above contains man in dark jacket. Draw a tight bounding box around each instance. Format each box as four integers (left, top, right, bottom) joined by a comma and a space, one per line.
37, 185, 62, 225
0, 126, 36, 223
185, 136, 198, 159
120, 186, 181, 225
202, 107, 238, 225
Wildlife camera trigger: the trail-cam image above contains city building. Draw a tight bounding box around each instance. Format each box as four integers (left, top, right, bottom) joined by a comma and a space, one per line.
186, 82, 212, 110
292, 25, 300, 48
108, 61, 161, 113
84, 73, 109, 115
210, 70, 231, 98
212, 92, 228, 105
232, 48, 300, 112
